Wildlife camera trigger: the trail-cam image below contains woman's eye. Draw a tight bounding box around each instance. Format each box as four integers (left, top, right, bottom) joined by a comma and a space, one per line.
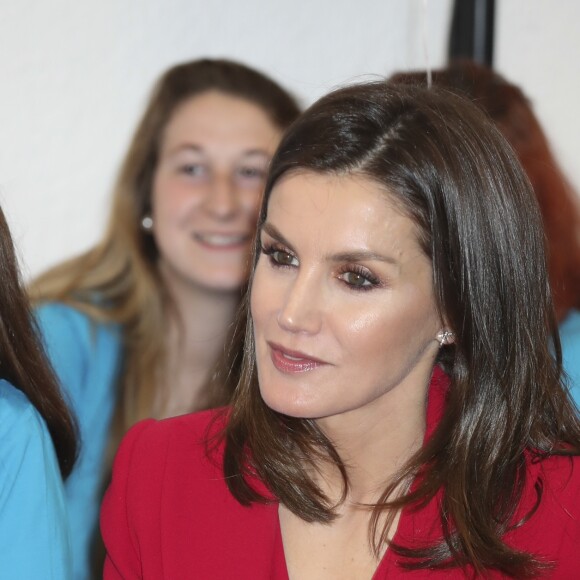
338, 270, 378, 290
237, 167, 266, 180
180, 163, 207, 177
341, 272, 369, 287
271, 250, 297, 266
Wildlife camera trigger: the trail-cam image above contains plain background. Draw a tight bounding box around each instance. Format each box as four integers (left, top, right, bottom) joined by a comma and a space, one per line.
0, 0, 578, 278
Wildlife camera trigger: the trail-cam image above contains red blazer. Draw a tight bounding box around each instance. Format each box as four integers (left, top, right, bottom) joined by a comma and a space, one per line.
101, 373, 580, 579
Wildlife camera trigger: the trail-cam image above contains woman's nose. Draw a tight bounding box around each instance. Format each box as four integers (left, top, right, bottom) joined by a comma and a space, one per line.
276, 272, 323, 335
203, 173, 239, 219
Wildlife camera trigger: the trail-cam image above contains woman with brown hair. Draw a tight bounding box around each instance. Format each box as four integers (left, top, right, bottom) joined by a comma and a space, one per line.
390, 60, 580, 408
0, 205, 76, 576
102, 82, 580, 577
30, 58, 299, 578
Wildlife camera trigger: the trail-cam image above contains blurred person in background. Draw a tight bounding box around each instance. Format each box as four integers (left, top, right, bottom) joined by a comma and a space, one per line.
29, 58, 300, 578
0, 205, 77, 577
390, 60, 580, 408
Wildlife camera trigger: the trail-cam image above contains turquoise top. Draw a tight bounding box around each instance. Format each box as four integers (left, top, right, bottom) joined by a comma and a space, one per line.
0, 378, 71, 578
36, 303, 122, 580
560, 308, 580, 409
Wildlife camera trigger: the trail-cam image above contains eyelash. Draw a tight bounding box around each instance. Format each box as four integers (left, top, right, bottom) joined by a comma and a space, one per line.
260, 242, 382, 292
260, 242, 296, 269
336, 264, 381, 291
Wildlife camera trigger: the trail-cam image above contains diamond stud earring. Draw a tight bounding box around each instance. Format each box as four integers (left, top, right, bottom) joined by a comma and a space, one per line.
437, 330, 454, 346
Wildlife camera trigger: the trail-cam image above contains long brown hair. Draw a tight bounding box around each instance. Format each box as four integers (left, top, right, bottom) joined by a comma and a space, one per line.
0, 207, 76, 477
390, 60, 580, 321
223, 82, 580, 577
29, 59, 300, 435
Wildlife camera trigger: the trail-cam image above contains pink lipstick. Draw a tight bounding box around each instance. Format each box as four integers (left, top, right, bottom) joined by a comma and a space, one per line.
268, 342, 327, 374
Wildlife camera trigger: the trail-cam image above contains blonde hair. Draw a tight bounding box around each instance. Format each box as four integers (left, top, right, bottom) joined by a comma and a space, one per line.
30, 58, 300, 440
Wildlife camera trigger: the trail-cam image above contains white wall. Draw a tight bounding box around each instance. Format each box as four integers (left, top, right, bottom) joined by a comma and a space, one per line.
495, 1, 580, 201
0, 0, 577, 279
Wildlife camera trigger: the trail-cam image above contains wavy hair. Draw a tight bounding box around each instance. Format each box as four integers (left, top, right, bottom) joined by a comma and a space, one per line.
223, 82, 580, 577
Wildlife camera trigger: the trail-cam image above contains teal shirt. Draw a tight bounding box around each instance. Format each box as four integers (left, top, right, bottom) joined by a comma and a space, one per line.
0, 379, 71, 578
36, 303, 121, 580
560, 308, 580, 409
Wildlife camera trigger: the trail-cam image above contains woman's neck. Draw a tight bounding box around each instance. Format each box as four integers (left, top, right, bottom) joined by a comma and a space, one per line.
315, 377, 430, 506
156, 264, 241, 418
278, 382, 430, 580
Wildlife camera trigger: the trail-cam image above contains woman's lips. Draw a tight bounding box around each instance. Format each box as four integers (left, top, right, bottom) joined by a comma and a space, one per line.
268, 342, 328, 374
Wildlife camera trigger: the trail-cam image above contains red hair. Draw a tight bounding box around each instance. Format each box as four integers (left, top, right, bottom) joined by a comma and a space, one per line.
391, 61, 580, 320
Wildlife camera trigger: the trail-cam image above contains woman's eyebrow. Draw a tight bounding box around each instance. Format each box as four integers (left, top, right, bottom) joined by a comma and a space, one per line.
326, 250, 399, 265
240, 149, 271, 159
166, 143, 204, 156
262, 221, 398, 265
165, 145, 270, 161
260, 222, 293, 248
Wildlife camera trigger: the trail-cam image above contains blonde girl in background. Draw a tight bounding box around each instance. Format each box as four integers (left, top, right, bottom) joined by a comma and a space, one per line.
30, 58, 300, 578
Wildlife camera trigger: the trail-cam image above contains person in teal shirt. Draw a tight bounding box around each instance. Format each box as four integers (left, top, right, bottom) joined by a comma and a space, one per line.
35, 302, 121, 579
0, 206, 77, 578
0, 380, 71, 578
560, 309, 580, 406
